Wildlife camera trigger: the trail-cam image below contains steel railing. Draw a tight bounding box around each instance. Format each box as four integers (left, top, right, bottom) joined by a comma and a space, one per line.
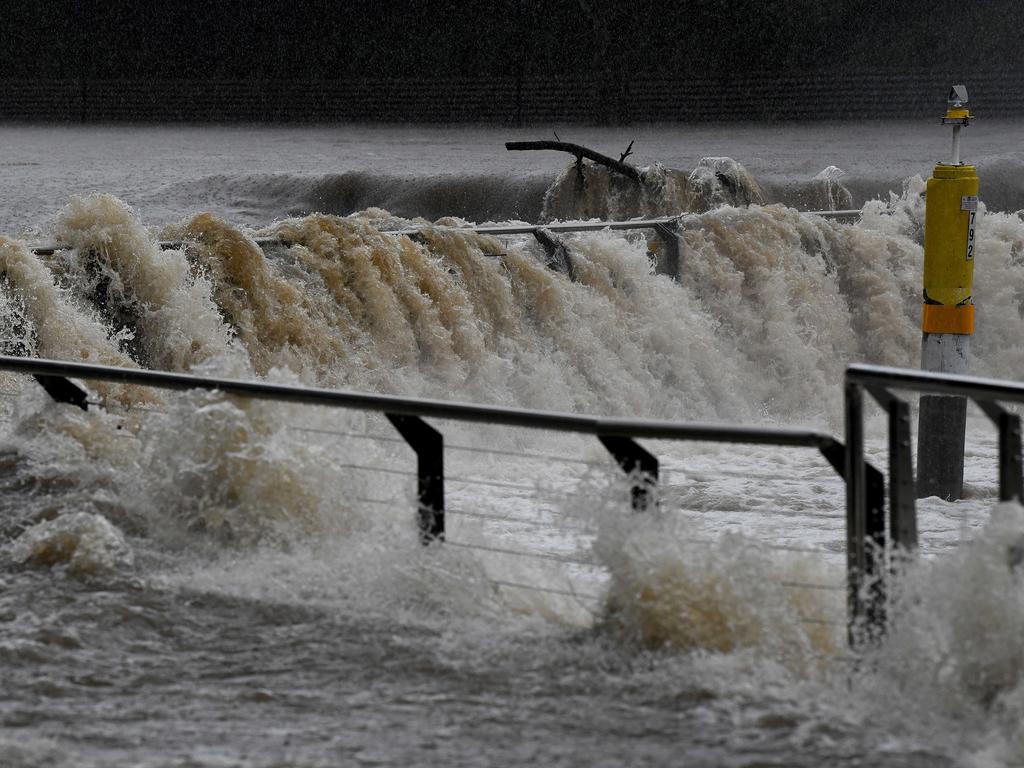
33, 356, 1024, 646
844, 363, 1024, 637
17, 356, 1023, 646
25, 210, 862, 258
0, 354, 876, 643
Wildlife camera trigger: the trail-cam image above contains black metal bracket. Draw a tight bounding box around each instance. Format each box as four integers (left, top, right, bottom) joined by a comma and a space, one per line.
652, 222, 681, 277
976, 401, 1024, 502
32, 374, 89, 411
816, 439, 845, 478
386, 413, 444, 543
818, 437, 888, 571
598, 435, 658, 512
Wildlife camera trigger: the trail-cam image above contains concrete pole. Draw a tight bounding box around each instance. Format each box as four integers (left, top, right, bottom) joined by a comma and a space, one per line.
917, 336, 969, 498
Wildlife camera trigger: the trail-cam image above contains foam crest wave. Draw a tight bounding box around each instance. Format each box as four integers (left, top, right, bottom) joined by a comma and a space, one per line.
53, 194, 241, 373
0, 185, 1019, 424
7, 189, 1022, 422
592, 500, 837, 664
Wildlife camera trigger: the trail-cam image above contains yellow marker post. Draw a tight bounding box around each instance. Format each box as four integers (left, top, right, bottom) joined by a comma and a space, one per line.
917, 85, 977, 500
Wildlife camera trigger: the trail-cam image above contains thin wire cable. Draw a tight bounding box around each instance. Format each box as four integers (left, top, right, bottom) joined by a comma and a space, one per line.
91, 400, 172, 415
686, 538, 837, 557
334, 463, 416, 478
447, 475, 613, 504
446, 441, 605, 467
488, 578, 602, 601
676, 507, 843, 522
355, 496, 404, 506
447, 475, 548, 493
779, 579, 845, 592
684, 468, 841, 482
286, 422, 603, 467
488, 573, 842, 624
765, 542, 842, 556
445, 540, 599, 567
282, 422, 606, 469
450, 514, 835, 560
288, 426, 405, 444
448, 508, 570, 528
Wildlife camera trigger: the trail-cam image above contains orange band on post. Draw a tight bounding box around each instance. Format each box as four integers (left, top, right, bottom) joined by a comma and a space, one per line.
921, 303, 975, 334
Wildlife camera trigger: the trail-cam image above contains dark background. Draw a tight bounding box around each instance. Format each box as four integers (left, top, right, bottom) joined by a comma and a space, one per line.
1, 0, 1019, 122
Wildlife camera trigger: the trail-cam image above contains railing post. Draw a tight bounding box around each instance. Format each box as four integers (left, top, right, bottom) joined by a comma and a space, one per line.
887, 398, 917, 551
598, 435, 658, 512
977, 401, 1024, 502
864, 462, 887, 636
844, 380, 867, 634
866, 386, 917, 553
385, 414, 444, 543
31, 374, 89, 411
533, 228, 577, 280
652, 222, 681, 277
846, 379, 892, 642
844, 380, 889, 642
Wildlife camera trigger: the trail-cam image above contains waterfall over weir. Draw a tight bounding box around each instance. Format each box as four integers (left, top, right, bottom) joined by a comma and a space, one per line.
3, 133, 1024, 765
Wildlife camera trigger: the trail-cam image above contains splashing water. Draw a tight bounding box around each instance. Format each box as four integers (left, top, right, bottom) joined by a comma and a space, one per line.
540, 156, 768, 221
53, 194, 241, 373
166, 212, 349, 380
592, 498, 838, 663
0, 147, 1021, 765
9, 511, 134, 577
4, 185, 1008, 423
856, 503, 1024, 763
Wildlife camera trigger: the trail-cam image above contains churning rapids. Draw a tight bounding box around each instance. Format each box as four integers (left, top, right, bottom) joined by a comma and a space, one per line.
2, 124, 1024, 767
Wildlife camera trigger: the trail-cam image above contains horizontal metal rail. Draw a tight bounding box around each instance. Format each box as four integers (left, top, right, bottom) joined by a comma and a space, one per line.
24, 210, 862, 256
848, 363, 1024, 404
29, 236, 284, 257
392, 210, 862, 237
0, 356, 842, 448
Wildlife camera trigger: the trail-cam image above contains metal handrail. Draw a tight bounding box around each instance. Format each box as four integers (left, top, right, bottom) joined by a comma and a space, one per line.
0, 356, 842, 448
392, 210, 862, 237
1, 354, 892, 645
24, 209, 862, 257
848, 362, 1024, 404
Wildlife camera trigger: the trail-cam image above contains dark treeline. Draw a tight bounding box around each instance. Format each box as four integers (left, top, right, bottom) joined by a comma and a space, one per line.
3, 0, 1018, 80
0, 1, 1018, 122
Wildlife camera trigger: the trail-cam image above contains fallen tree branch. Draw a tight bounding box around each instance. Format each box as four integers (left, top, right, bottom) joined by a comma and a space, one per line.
619, 139, 634, 163
505, 140, 643, 184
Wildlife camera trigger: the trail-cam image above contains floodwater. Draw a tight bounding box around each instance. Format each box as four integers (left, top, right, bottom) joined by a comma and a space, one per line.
1, 122, 1024, 767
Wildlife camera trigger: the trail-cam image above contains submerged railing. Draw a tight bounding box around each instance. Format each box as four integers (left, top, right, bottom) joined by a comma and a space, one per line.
15, 356, 1022, 646
25, 209, 862, 258
0, 354, 877, 644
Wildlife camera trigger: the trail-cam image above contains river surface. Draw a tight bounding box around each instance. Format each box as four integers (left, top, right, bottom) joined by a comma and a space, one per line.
1, 122, 1024, 767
